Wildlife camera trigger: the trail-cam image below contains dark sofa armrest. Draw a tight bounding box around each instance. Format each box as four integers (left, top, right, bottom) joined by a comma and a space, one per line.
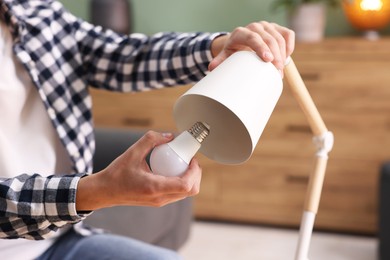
92, 128, 145, 172
379, 161, 390, 260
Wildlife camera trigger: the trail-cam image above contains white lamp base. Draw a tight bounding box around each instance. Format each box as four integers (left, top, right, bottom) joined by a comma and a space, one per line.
295, 211, 315, 260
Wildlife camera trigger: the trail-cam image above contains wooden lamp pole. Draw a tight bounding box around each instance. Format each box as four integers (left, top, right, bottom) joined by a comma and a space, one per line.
284, 58, 334, 260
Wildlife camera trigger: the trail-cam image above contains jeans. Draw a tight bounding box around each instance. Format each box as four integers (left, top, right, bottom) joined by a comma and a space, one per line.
36, 228, 182, 260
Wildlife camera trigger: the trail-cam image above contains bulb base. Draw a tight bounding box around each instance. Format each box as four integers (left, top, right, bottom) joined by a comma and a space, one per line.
187, 122, 210, 144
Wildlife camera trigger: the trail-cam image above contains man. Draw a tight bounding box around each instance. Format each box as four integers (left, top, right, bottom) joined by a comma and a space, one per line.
0, 0, 294, 259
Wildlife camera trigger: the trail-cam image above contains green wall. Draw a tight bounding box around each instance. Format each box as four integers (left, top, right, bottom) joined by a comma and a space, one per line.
59, 0, 389, 36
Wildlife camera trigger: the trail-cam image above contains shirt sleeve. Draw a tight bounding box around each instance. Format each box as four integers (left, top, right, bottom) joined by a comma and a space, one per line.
57, 2, 226, 92
0, 173, 90, 240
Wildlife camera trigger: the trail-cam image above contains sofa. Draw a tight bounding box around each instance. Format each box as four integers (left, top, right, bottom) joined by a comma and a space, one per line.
379, 161, 390, 260
83, 128, 193, 250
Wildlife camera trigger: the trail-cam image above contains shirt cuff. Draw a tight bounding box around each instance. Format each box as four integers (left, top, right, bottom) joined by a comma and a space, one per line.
44, 173, 91, 226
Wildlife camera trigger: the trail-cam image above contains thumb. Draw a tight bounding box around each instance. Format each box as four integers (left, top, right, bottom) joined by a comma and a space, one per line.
132, 131, 174, 159
208, 51, 228, 71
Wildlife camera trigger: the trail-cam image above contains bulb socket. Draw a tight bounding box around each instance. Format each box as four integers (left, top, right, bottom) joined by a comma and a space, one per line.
187, 122, 210, 143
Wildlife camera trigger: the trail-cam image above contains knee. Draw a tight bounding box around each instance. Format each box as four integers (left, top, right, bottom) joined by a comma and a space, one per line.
66, 234, 183, 260
152, 248, 183, 260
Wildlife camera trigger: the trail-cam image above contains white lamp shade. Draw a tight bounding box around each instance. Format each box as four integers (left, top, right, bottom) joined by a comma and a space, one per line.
173, 51, 283, 164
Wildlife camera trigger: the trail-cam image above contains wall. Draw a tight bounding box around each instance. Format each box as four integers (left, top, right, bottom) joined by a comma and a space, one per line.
59, 0, 390, 36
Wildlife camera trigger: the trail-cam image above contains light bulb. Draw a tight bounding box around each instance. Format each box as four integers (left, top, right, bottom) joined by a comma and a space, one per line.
150, 122, 210, 177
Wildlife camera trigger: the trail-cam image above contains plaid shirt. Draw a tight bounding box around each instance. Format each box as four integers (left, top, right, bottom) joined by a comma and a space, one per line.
0, 0, 221, 240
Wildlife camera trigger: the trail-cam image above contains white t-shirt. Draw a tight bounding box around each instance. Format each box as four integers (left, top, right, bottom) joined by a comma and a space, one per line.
0, 19, 72, 260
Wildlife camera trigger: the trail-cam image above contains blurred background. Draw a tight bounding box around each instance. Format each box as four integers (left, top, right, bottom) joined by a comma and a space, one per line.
59, 0, 390, 36
62, 1, 390, 259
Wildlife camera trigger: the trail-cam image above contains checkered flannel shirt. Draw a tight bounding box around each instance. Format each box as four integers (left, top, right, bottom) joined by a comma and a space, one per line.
0, 0, 222, 240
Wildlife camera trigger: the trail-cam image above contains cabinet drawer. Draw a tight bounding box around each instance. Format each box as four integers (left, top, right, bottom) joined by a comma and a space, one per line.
91, 86, 190, 131
195, 156, 379, 234
195, 156, 311, 227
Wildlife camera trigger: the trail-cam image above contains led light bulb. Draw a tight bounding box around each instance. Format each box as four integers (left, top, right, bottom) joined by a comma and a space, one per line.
150, 122, 210, 177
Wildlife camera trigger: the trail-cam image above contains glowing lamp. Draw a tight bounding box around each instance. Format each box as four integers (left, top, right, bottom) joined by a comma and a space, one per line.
343, 0, 390, 39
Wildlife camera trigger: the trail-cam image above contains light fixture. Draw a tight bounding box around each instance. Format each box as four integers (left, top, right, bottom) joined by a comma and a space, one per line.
343, 0, 390, 40
151, 51, 283, 173
151, 51, 333, 260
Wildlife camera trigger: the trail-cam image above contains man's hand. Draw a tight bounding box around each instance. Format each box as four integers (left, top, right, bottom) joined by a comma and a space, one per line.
210, 21, 295, 75
76, 131, 202, 211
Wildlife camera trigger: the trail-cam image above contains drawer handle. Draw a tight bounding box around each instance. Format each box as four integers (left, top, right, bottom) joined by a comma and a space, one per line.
122, 117, 152, 127
286, 124, 311, 133
301, 73, 320, 81
286, 175, 309, 184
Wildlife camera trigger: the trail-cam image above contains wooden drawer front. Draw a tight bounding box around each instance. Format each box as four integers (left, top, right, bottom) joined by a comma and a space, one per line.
91, 86, 190, 131
195, 156, 311, 227
196, 155, 379, 234
318, 158, 379, 233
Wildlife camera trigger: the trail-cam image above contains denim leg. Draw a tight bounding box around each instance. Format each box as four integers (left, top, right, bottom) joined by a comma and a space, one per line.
37, 228, 182, 260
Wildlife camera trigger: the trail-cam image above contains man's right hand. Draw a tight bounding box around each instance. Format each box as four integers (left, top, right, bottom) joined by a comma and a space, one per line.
76, 131, 202, 211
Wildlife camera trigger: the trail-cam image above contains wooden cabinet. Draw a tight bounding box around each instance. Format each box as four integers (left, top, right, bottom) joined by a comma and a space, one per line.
91, 38, 390, 234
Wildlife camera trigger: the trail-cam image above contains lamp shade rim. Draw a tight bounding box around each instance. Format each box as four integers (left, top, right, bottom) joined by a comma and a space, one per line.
173, 51, 283, 165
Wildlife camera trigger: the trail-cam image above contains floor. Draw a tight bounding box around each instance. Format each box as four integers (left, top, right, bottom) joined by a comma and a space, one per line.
179, 221, 378, 260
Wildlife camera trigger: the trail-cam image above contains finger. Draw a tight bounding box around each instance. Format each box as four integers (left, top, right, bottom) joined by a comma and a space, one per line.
209, 51, 229, 71
233, 24, 276, 63
181, 158, 202, 195
272, 23, 296, 59
153, 158, 202, 195
148, 182, 200, 207
209, 24, 277, 70
131, 131, 174, 159
246, 22, 284, 71
263, 23, 287, 68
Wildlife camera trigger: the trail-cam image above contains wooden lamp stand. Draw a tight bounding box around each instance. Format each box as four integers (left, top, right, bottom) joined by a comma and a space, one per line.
284, 58, 334, 260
